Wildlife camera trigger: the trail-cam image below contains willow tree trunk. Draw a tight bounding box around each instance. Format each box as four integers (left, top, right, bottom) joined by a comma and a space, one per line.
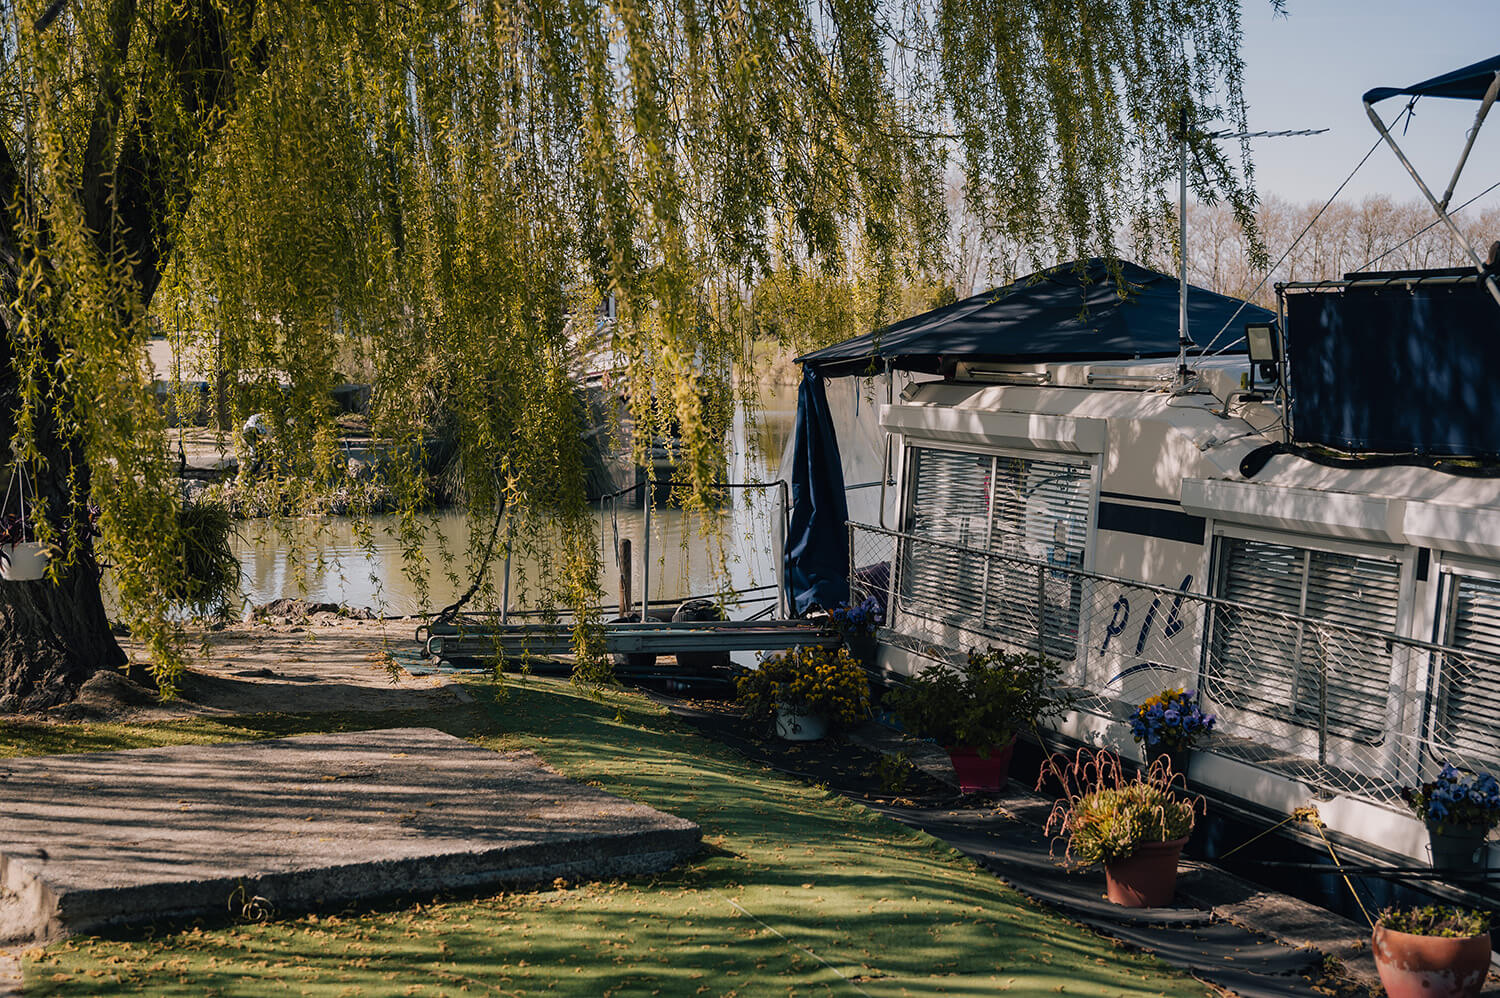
0, 0, 243, 711
0, 553, 125, 712
0, 322, 126, 711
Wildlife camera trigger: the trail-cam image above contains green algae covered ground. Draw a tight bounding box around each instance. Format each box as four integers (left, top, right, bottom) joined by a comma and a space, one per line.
5, 678, 1216, 997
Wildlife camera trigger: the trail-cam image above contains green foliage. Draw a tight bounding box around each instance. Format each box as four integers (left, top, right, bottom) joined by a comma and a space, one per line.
0, 0, 1261, 693
168, 500, 241, 617
1377, 906, 1490, 939
872, 749, 918, 794
736, 645, 871, 730
884, 647, 1069, 749
1044, 749, 1200, 867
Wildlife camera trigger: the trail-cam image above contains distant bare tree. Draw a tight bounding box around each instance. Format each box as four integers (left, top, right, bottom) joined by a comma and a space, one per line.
1157, 195, 1500, 310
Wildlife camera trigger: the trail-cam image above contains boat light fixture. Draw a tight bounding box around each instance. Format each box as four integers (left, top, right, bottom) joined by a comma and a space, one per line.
1245, 321, 1280, 365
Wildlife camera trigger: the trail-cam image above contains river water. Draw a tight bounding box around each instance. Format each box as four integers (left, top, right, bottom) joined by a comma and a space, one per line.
229, 399, 799, 618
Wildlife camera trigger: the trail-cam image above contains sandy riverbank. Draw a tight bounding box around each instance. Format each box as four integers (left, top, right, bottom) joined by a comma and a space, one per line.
39, 611, 454, 724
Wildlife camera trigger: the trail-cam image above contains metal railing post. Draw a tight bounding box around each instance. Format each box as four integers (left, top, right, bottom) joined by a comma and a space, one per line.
1036, 563, 1047, 658
501, 516, 513, 625
640, 487, 652, 623
1316, 628, 1328, 767
777, 479, 790, 618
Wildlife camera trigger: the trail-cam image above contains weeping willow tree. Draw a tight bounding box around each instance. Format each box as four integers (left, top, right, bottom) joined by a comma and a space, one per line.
0, 0, 1262, 709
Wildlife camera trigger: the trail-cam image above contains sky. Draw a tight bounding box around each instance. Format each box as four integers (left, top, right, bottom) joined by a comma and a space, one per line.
1234, 0, 1500, 210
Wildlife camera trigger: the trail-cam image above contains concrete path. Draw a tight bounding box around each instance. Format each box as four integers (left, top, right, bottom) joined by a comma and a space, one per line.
0, 728, 699, 945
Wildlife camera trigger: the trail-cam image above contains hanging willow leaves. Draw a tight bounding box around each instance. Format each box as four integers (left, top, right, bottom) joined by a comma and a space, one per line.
0, 0, 1261, 706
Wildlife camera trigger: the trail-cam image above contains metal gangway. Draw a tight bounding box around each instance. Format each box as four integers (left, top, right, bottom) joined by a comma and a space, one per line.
422, 615, 838, 664
418, 478, 838, 669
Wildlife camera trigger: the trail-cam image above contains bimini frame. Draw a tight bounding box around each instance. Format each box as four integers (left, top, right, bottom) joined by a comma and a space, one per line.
1364, 58, 1500, 307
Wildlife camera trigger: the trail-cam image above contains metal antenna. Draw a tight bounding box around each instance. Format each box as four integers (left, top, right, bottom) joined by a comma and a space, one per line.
1174, 121, 1328, 393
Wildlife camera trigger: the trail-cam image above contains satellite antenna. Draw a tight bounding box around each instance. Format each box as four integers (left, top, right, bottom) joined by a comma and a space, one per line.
1173, 111, 1328, 391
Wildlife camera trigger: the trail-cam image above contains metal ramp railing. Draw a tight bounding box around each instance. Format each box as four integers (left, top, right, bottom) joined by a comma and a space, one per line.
424, 617, 838, 663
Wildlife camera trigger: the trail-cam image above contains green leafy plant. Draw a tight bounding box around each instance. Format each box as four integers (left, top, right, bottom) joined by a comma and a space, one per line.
884, 648, 1070, 751
1377, 906, 1489, 938
1043, 749, 1200, 866
872, 750, 917, 794
737, 645, 871, 731
168, 501, 241, 615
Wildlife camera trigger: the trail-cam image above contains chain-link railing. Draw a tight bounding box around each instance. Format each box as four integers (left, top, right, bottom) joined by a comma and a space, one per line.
848, 521, 1500, 809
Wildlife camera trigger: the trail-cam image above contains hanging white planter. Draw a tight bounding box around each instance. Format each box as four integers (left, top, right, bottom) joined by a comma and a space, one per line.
0, 540, 48, 581
1, 460, 47, 581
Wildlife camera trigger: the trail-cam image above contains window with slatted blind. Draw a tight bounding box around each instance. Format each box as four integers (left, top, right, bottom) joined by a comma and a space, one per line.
1206, 535, 1400, 743
1435, 574, 1500, 771
899, 445, 1091, 659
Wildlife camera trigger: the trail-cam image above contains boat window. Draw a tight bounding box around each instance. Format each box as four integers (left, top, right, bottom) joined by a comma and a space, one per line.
899, 445, 1091, 660
1205, 536, 1399, 744
1432, 573, 1500, 773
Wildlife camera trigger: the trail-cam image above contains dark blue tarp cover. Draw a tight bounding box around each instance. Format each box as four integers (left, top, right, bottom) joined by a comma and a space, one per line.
784, 369, 850, 615
1287, 277, 1500, 457
795, 258, 1273, 378
1364, 54, 1500, 105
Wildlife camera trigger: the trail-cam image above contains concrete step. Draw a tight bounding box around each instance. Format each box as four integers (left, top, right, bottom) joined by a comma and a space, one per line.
0, 728, 700, 944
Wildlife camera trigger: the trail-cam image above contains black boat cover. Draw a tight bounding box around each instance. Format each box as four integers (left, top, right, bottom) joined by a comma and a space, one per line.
1286, 275, 1500, 458
1364, 54, 1500, 105
795, 258, 1273, 379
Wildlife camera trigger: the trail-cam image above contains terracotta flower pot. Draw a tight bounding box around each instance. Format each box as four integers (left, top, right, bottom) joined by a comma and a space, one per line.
1373, 925, 1491, 998
945, 735, 1018, 793
1103, 836, 1189, 908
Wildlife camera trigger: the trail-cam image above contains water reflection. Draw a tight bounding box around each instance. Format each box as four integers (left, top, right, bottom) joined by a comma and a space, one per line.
230, 401, 798, 617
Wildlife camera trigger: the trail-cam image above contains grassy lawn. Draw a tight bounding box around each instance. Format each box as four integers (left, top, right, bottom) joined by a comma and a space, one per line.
7, 679, 1215, 997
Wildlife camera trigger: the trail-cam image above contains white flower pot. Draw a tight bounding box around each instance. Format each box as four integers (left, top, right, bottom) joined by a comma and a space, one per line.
0, 540, 47, 581
774, 707, 828, 741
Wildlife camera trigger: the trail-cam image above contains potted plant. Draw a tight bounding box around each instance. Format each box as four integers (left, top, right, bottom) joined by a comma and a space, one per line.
1372, 906, 1490, 998
828, 596, 882, 671
884, 647, 1069, 792
736, 644, 870, 741
1044, 748, 1201, 907
1129, 687, 1216, 778
1402, 765, 1500, 873
0, 511, 48, 582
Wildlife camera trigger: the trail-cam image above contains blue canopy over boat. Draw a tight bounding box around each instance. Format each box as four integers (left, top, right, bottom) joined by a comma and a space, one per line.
1364, 53, 1500, 105
795, 258, 1272, 379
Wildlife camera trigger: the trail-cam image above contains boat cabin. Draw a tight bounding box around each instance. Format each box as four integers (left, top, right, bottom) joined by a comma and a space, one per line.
790, 259, 1500, 868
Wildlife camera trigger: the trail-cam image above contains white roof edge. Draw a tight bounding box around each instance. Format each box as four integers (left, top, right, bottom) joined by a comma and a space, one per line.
1184, 478, 1500, 558
1402, 501, 1500, 561
1181, 479, 1408, 544
880, 403, 1107, 454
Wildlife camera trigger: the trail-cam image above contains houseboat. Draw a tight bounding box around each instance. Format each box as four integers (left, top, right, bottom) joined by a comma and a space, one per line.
787, 54, 1500, 872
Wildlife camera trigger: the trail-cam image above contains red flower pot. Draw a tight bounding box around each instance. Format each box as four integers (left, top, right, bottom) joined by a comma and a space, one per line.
1373, 925, 1491, 998
1103, 836, 1189, 908
944, 736, 1017, 792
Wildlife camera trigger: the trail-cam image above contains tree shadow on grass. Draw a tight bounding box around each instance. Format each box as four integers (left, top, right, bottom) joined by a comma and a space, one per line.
22, 677, 1216, 998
